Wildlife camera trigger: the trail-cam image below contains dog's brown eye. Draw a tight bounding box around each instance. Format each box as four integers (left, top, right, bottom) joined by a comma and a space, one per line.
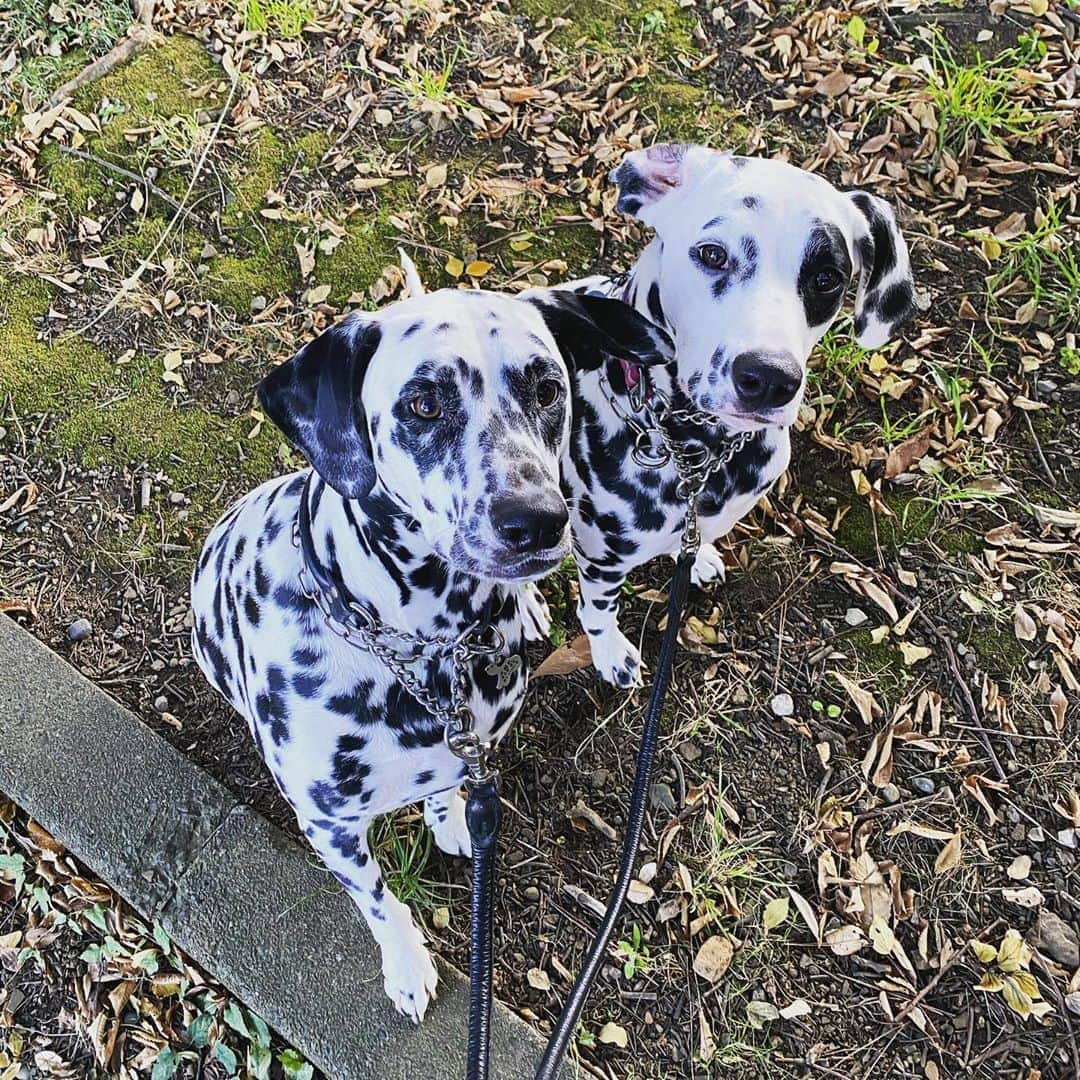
814, 268, 844, 294
537, 378, 562, 408
410, 393, 441, 420
695, 243, 729, 270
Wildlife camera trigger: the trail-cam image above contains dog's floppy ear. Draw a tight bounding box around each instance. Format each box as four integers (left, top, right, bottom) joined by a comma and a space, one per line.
609, 143, 690, 223
257, 317, 382, 499
522, 291, 675, 372
847, 192, 918, 349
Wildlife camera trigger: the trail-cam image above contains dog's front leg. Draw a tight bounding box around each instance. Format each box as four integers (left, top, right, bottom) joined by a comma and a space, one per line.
690, 540, 727, 586
577, 568, 643, 689
302, 817, 438, 1022
423, 789, 471, 857
517, 582, 552, 641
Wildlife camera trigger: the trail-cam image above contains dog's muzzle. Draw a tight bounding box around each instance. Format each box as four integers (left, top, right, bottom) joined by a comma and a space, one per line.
490, 493, 569, 556
731, 350, 802, 412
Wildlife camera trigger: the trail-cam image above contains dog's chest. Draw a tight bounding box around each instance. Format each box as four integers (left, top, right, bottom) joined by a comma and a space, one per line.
190, 473, 528, 819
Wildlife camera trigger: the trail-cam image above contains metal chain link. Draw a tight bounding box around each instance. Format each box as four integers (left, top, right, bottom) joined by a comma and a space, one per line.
598, 368, 753, 554
293, 522, 503, 781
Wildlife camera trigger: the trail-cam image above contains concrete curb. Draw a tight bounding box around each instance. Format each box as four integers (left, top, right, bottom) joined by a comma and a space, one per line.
0, 616, 572, 1079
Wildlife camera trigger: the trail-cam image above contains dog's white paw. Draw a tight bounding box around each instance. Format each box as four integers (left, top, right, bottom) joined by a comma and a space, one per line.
382, 927, 439, 1023
590, 629, 643, 689
519, 582, 552, 642
426, 793, 471, 858
691, 543, 726, 586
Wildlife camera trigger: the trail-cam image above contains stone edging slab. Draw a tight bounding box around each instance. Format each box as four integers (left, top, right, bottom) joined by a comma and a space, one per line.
0, 615, 572, 1079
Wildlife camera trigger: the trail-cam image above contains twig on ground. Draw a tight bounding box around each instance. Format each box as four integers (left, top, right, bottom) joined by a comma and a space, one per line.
56, 146, 197, 221
873, 571, 1010, 782
892, 918, 1004, 1028
1023, 410, 1057, 488
48, 3, 158, 107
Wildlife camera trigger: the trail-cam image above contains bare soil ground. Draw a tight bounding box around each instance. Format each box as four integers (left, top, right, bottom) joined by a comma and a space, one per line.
1, 0, 1078, 1077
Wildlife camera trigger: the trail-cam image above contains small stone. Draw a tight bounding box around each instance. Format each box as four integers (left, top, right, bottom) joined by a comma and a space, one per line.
1029, 825, 1046, 844
250, 294, 268, 313
649, 782, 676, 814
911, 776, 935, 796
844, 608, 868, 627
1028, 910, 1079, 969
67, 618, 92, 642
881, 783, 901, 805
770, 693, 795, 718
169, 491, 186, 506
153, 696, 169, 713
589, 768, 609, 790
523, 886, 540, 903
678, 739, 702, 763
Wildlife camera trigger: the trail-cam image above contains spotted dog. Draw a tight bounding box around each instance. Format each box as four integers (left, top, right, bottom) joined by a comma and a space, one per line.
189, 284, 673, 1020
560, 144, 919, 686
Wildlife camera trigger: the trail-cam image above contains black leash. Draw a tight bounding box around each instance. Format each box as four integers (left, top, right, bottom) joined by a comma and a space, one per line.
465, 778, 502, 1080
462, 550, 694, 1080
534, 551, 693, 1078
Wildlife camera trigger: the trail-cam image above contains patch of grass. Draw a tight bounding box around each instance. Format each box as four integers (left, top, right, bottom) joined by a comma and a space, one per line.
984, 196, 1080, 328
389, 48, 467, 113
1, 0, 131, 67
907, 30, 1047, 159
371, 816, 441, 909
805, 323, 866, 434
244, 0, 312, 38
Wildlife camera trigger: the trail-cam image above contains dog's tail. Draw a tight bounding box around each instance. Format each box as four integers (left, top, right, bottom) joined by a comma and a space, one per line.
398, 248, 424, 298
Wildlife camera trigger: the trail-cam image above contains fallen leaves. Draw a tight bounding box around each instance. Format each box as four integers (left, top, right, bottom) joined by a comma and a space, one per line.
597, 1022, 628, 1049
762, 895, 789, 934
692, 935, 733, 982
934, 832, 962, 875
533, 634, 592, 677
972, 929, 1053, 1022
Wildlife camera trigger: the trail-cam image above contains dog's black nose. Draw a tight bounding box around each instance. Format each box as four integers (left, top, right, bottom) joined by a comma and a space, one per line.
731, 351, 802, 411
491, 494, 568, 553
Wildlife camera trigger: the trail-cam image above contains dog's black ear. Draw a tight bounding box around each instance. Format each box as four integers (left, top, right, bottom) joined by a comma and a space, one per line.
522, 291, 675, 373
847, 192, 918, 349
257, 317, 382, 498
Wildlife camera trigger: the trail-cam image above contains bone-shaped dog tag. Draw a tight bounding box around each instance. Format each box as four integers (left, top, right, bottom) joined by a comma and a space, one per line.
485, 654, 522, 690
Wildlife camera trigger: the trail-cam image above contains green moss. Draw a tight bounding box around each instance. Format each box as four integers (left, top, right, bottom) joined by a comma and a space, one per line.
41, 35, 223, 218
966, 624, 1027, 674
0, 276, 277, 514
316, 182, 419, 305
832, 487, 935, 556
628, 1, 697, 54
635, 80, 750, 145
516, 0, 620, 47
936, 525, 983, 556
517, 0, 697, 56
82, 34, 223, 140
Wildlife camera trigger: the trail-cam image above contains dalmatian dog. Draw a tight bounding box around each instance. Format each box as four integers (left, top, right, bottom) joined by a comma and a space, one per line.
189, 279, 673, 1021
560, 144, 919, 686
